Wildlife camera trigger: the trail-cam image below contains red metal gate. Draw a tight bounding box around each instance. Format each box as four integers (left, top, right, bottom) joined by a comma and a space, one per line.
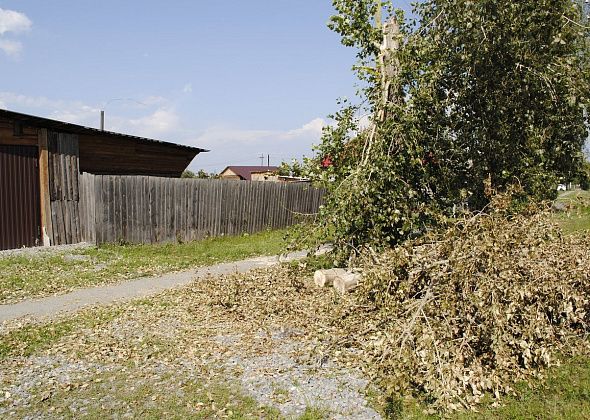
0, 145, 41, 250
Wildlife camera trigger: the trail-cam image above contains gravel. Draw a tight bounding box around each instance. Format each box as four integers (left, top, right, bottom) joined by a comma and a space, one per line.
222, 329, 381, 419
0, 321, 382, 419
0, 243, 93, 259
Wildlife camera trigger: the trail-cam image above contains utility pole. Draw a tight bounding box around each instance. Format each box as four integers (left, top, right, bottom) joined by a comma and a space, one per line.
100, 110, 105, 131
267, 154, 270, 167
259, 153, 265, 166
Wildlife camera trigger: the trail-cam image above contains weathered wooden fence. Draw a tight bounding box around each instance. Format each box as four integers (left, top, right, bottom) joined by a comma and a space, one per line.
79, 173, 324, 245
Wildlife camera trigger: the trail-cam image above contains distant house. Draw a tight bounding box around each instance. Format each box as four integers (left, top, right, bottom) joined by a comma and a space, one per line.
277, 175, 311, 183
0, 109, 208, 250
219, 166, 279, 181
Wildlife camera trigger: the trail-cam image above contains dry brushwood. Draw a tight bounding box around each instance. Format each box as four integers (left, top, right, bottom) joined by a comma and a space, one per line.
180, 203, 590, 412
348, 207, 590, 410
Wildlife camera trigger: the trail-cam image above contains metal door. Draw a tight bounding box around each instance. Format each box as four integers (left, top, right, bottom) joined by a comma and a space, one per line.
0, 145, 41, 250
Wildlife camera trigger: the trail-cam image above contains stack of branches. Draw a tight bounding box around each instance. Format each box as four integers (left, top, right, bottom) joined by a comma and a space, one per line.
348, 203, 590, 410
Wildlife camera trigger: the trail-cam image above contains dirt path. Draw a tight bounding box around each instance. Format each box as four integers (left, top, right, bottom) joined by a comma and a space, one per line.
0, 251, 307, 324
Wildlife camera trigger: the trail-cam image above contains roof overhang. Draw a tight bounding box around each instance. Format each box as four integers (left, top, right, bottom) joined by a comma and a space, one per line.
0, 108, 209, 154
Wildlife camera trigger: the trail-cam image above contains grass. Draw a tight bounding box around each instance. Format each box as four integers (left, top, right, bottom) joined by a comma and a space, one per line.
8, 370, 283, 419
13, 371, 329, 419
0, 229, 288, 304
457, 357, 590, 420
554, 190, 590, 234
391, 356, 590, 419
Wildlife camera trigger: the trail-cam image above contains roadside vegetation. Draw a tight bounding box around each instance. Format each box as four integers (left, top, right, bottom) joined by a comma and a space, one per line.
0, 229, 287, 304
2, 0, 590, 418
555, 190, 590, 233
1, 205, 588, 418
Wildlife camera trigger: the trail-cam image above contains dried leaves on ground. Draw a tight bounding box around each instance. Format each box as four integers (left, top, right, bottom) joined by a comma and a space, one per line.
347, 205, 590, 411
2, 205, 589, 415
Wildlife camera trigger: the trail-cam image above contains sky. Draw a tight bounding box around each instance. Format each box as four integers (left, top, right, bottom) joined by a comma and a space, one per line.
0, 0, 413, 173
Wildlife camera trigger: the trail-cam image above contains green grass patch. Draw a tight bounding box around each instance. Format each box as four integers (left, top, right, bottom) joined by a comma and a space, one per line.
0, 229, 288, 304
554, 190, 590, 234
454, 356, 590, 420
374, 356, 590, 419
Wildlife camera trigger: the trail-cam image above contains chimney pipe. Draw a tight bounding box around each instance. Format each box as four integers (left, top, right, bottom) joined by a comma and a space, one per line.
100, 110, 105, 131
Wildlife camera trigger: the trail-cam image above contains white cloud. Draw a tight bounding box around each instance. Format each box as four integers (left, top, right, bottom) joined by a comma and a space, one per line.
283, 118, 325, 139
0, 8, 31, 35
0, 90, 322, 172
182, 118, 327, 171
0, 8, 31, 57
126, 108, 180, 137
0, 92, 68, 111
192, 118, 326, 149
0, 39, 22, 56
0, 92, 182, 136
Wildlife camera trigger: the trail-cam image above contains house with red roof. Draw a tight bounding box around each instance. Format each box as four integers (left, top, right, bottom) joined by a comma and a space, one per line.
219, 166, 279, 181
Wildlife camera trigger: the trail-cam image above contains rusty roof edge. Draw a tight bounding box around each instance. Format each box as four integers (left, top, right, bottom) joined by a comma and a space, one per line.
0, 108, 209, 153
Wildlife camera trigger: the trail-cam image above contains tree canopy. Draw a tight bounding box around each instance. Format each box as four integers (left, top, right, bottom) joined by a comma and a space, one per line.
310, 0, 590, 260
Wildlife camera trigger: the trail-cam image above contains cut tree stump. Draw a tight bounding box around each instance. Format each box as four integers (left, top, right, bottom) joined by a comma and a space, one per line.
314, 269, 347, 287
333, 273, 362, 294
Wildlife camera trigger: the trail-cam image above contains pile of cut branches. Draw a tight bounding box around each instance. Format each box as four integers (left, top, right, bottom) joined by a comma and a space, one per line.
347, 205, 590, 410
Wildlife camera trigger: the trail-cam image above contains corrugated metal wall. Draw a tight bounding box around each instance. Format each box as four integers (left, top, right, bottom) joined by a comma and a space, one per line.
0, 145, 41, 250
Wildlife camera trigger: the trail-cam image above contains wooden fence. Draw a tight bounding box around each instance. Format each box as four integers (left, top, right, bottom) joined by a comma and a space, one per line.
78, 173, 324, 245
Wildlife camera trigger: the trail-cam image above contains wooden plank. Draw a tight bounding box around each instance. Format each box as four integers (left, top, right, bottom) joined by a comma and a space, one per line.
196, 180, 204, 239
220, 181, 228, 236
150, 177, 159, 242
62, 134, 72, 201
38, 129, 53, 246
186, 180, 194, 241
168, 178, 175, 242
94, 175, 103, 244
50, 199, 58, 245
79, 173, 90, 242
59, 135, 67, 201
121, 176, 128, 242
132, 176, 138, 244
73, 201, 81, 243
48, 132, 57, 201
66, 200, 80, 244
57, 201, 66, 245
72, 135, 80, 202
107, 176, 115, 243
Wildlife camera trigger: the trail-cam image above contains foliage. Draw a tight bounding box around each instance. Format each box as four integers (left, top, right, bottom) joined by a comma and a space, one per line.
351, 202, 590, 411
309, 0, 590, 259
277, 159, 308, 178
578, 160, 590, 189
410, 0, 590, 209
182, 169, 218, 179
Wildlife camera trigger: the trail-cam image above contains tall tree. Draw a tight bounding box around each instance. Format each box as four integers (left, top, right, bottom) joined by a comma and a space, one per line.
312, 0, 590, 259
412, 0, 590, 207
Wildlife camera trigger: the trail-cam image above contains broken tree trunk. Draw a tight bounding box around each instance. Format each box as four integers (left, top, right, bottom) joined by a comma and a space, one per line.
333, 272, 362, 294
314, 268, 348, 288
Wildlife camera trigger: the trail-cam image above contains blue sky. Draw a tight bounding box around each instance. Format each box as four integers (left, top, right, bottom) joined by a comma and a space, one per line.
0, 1, 413, 172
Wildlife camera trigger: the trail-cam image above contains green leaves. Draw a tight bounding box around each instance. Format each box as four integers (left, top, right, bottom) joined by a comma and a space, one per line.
309, 0, 590, 260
